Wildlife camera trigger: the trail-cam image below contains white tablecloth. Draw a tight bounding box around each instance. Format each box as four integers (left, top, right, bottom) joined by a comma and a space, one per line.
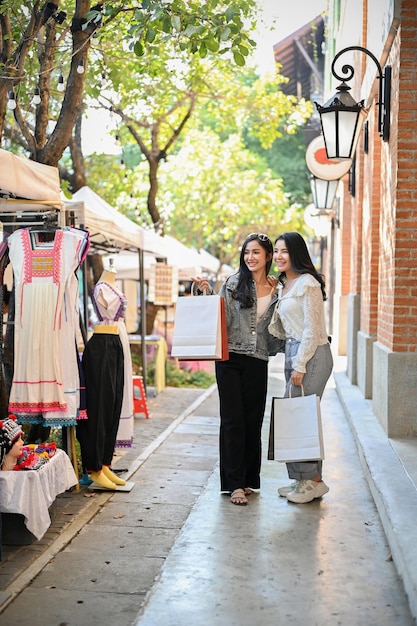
0, 449, 78, 540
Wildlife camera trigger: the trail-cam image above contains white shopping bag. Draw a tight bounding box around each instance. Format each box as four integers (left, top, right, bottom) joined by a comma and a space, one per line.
268, 388, 324, 462
171, 295, 228, 361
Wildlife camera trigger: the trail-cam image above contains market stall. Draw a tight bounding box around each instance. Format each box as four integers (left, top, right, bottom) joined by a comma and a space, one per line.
0, 150, 81, 545
0, 149, 85, 446
0, 449, 78, 542
64, 186, 164, 382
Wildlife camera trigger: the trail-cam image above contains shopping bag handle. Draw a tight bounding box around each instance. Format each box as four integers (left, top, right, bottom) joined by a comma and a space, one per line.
289, 384, 304, 398
191, 282, 208, 296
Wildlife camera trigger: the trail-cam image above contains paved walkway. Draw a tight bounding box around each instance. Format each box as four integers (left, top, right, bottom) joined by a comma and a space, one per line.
0, 354, 416, 625
0, 387, 206, 606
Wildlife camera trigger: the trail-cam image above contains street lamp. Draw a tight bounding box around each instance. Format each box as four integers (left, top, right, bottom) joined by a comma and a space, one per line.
309, 175, 339, 211
315, 46, 391, 160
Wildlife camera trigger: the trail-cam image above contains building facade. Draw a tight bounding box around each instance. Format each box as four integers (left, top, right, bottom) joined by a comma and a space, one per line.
323, 0, 417, 437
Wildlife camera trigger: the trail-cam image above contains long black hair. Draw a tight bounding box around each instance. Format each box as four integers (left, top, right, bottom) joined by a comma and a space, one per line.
275, 232, 327, 301
233, 233, 273, 308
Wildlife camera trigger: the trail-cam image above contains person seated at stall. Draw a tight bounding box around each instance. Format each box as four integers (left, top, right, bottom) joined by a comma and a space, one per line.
0, 415, 24, 471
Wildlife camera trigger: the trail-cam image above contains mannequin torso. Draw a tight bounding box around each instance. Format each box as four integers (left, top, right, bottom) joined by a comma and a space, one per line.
94, 268, 119, 334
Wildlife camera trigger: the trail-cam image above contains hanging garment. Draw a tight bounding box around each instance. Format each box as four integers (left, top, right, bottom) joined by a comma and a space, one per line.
92, 280, 134, 448
78, 331, 124, 472
42, 228, 89, 425
0, 241, 10, 415
7, 227, 90, 426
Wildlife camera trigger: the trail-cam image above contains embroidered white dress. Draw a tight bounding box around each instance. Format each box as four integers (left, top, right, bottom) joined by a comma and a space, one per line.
8, 228, 89, 426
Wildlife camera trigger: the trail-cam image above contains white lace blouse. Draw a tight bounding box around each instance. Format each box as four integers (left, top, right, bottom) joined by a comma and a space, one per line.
268, 273, 329, 373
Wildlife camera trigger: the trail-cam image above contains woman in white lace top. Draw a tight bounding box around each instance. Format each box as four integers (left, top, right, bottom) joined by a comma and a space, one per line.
268, 232, 333, 504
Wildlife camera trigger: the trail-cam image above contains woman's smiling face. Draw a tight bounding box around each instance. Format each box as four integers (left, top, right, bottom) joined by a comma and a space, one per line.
244, 239, 270, 274
273, 239, 292, 274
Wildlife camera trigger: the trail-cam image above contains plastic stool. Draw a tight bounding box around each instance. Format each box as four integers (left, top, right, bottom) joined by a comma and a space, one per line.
133, 375, 149, 418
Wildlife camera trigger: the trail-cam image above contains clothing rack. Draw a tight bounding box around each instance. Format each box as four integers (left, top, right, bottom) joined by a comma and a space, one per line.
0, 215, 84, 486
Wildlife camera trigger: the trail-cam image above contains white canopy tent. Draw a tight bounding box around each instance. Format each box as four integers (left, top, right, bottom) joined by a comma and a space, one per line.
65, 186, 219, 279
107, 241, 219, 282
66, 186, 145, 252
0, 148, 61, 202
64, 186, 152, 377
0, 148, 64, 225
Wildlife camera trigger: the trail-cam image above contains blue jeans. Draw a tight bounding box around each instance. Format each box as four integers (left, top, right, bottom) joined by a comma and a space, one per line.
283, 339, 333, 481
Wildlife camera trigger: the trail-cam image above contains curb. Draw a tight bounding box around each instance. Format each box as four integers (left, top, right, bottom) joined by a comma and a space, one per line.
334, 371, 417, 621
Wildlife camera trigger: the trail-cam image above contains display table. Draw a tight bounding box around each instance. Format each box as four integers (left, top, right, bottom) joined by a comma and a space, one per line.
0, 449, 77, 541
129, 335, 167, 393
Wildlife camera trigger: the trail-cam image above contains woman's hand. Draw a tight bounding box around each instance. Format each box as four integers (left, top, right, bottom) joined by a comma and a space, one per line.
290, 370, 304, 387
191, 276, 210, 294
267, 275, 278, 291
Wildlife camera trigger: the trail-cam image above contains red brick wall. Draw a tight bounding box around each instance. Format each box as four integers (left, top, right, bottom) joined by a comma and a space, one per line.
339, 178, 354, 297
377, 3, 417, 352
360, 107, 381, 336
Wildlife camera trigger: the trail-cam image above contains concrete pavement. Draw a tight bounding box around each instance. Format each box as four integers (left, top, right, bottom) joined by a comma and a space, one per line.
133, 356, 416, 626
0, 353, 416, 625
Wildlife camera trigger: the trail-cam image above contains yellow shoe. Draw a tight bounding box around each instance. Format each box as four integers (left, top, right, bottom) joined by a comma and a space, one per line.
90, 471, 117, 490
102, 465, 126, 486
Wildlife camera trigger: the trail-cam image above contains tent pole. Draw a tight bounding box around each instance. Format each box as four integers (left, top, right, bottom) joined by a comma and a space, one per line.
139, 247, 147, 395
79, 223, 89, 333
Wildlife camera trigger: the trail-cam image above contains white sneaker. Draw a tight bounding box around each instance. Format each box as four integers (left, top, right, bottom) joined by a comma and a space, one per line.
286, 479, 329, 504
277, 481, 298, 497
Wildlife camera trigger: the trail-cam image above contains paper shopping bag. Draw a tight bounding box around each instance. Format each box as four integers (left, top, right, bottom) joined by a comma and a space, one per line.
171, 295, 228, 361
267, 391, 324, 462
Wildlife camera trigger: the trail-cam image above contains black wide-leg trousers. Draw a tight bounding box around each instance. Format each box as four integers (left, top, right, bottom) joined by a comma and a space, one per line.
215, 352, 268, 492
77, 333, 124, 472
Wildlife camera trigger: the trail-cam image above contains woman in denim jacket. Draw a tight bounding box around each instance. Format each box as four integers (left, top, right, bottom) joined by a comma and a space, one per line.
192, 233, 283, 506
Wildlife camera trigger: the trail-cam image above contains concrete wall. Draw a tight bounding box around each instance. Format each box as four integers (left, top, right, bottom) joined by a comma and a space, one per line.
346, 293, 360, 384
373, 341, 417, 437
357, 331, 375, 399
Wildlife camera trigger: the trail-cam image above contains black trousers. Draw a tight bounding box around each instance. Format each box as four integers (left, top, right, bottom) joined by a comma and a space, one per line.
215, 352, 268, 492
77, 333, 124, 472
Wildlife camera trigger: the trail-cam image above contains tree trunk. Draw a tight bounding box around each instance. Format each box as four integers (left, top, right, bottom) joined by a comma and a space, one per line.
60, 108, 87, 192
147, 155, 163, 230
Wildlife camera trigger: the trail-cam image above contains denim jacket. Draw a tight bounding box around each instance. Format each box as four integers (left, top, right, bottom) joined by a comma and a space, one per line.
202, 274, 284, 361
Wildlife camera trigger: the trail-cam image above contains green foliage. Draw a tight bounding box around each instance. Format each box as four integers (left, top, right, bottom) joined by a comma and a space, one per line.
159, 129, 291, 265
164, 361, 216, 388
0, 0, 260, 163
105, 0, 258, 65
244, 127, 312, 206
82, 52, 314, 260
195, 67, 312, 150
95, 126, 310, 268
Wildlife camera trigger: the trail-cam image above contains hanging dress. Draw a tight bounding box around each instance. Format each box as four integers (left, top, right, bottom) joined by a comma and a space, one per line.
43, 227, 90, 425
7, 227, 89, 426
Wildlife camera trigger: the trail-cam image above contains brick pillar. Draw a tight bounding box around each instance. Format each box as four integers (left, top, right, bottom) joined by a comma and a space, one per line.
373, 4, 417, 435
357, 108, 381, 397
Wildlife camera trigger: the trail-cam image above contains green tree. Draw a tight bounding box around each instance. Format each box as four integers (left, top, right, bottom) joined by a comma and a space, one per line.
244, 128, 312, 205
88, 50, 312, 231
0, 0, 258, 167
95, 128, 309, 270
